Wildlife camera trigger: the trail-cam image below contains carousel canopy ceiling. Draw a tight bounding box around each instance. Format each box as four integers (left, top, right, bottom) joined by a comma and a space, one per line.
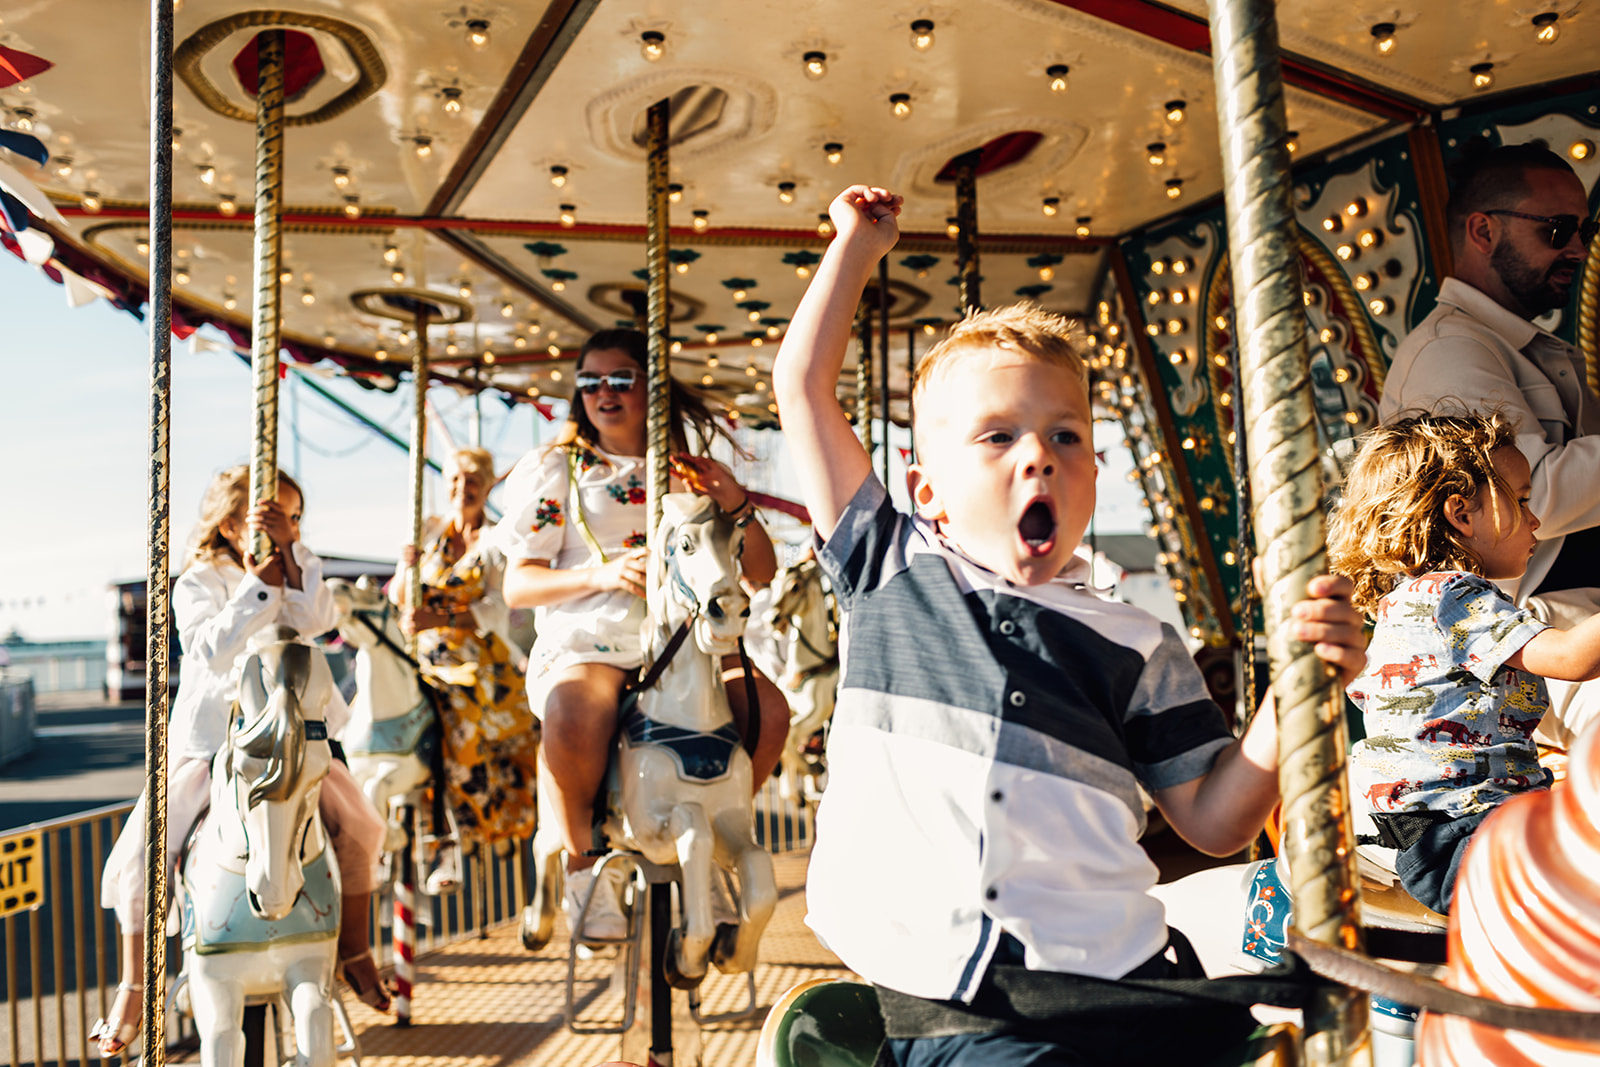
2, 0, 1596, 421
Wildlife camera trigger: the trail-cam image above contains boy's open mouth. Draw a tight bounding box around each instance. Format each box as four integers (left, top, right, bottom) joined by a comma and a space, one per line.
1018, 499, 1057, 554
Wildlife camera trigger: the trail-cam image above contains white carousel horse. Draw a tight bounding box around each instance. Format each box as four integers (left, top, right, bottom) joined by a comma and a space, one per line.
763, 554, 838, 804
328, 576, 435, 854
179, 628, 340, 1067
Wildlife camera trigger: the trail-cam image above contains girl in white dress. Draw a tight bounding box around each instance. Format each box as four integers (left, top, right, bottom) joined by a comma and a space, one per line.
94, 467, 390, 1057
499, 329, 790, 940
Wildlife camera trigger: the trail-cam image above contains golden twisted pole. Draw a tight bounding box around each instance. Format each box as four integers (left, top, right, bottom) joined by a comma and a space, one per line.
1206, 2, 1369, 1064
142, 2, 176, 1061
644, 99, 672, 531
406, 305, 430, 657
1578, 244, 1598, 397
247, 29, 286, 561
954, 150, 981, 313
856, 311, 873, 456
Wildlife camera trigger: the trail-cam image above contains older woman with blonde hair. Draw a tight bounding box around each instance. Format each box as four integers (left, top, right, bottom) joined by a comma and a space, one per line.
396, 447, 540, 889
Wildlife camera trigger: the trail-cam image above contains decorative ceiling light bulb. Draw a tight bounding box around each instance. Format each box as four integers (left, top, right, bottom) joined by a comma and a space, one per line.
223, 292, 237, 310
803, 51, 827, 80
777, 181, 796, 204
546, 165, 568, 190
175, 268, 190, 285
1165, 178, 1184, 199
674, 261, 690, 274
796, 263, 811, 278
414, 135, 434, 159
458, 280, 473, 299
500, 301, 514, 317
331, 165, 352, 189
441, 87, 463, 115
824, 142, 844, 166
766, 325, 781, 338
551, 278, 566, 291
196, 162, 215, 185
1471, 62, 1495, 91
946, 217, 960, 238
54, 157, 74, 179
558, 203, 576, 227
136, 236, 150, 255
342, 195, 361, 219
1039, 265, 1054, 281
732, 286, 747, 300
1046, 64, 1070, 93
1146, 142, 1166, 167
513, 334, 526, 348
1571, 139, 1595, 162
708, 350, 719, 361
702, 374, 714, 385
170, 126, 181, 152
1532, 11, 1560, 43
889, 93, 913, 120
1165, 99, 1187, 124
301, 287, 316, 305
382, 243, 400, 265
279, 268, 294, 284
391, 266, 406, 284
667, 182, 684, 203
465, 18, 491, 50
1370, 22, 1397, 56
640, 30, 665, 62
482, 350, 496, 364
1042, 196, 1060, 217
81, 191, 102, 213
1285, 130, 1300, 155
692, 209, 709, 232
324, 333, 337, 348
445, 339, 459, 355
11, 107, 34, 133
817, 214, 833, 236
1075, 216, 1092, 238
909, 19, 935, 51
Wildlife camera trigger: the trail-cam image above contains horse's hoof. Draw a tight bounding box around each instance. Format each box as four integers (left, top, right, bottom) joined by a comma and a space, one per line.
520, 903, 553, 953
710, 922, 740, 971
663, 929, 706, 991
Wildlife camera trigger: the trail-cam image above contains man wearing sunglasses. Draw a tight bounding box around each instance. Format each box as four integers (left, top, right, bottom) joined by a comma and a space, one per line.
1381, 139, 1600, 749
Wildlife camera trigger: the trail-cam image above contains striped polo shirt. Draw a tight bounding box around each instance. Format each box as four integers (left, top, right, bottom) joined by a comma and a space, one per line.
804, 476, 1233, 1002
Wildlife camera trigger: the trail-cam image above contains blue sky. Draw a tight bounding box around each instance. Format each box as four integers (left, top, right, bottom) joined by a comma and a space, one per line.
0, 250, 1149, 640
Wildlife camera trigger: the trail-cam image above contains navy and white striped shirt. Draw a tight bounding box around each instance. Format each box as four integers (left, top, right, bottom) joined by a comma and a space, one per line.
805, 476, 1233, 1001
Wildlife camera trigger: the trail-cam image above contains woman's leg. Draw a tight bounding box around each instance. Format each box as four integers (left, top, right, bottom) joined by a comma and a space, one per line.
320, 760, 393, 1010
722, 658, 790, 789
539, 663, 629, 874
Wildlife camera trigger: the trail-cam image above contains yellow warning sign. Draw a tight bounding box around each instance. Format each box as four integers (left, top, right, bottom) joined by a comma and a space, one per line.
0, 830, 43, 917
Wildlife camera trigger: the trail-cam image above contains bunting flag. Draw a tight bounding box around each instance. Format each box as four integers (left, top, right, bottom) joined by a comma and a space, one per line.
0, 44, 53, 89
0, 129, 49, 168
0, 158, 68, 227
14, 228, 52, 264
0, 188, 29, 233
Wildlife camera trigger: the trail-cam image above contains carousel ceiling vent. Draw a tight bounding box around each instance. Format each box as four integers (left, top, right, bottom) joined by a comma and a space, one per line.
588, 68, 778, 162
893, 118, 1086, 202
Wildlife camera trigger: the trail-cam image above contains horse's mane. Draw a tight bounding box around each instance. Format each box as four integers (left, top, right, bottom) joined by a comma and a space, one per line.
231, 634, 309, 808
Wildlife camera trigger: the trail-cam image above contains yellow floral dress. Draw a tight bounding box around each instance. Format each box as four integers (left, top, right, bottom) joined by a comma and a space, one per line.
415, 523, 539, 844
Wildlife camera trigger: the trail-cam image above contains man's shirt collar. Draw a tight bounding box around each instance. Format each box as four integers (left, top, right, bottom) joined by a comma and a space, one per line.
1436, 276, 1543, 351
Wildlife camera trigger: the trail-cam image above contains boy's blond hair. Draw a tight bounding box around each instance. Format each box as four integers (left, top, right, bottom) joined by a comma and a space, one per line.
1327, 411, 1521, 616
911, 304, 1089, 448
449, 446, 495, 482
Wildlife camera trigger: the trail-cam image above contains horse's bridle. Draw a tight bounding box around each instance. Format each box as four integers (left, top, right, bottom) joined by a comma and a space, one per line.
347, 601, 424, 672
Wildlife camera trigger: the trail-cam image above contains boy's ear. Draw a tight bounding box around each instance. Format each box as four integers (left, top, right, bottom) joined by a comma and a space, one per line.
906, 463, 945, 523
1443, 492, 1479, 539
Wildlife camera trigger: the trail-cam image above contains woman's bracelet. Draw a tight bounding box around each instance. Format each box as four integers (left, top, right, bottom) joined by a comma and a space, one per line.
725, 495, 757, 528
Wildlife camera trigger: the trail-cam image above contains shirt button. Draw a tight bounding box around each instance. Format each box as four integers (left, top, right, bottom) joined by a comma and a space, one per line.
258, 591, 268, 601
1009, 690, 1026, 707
991, 790, 1004, 803
985, 887, 998, 901
998, 620, 1016, 635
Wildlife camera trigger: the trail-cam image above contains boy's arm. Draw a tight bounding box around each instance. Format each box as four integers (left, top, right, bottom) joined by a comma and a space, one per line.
1153, 574, 1367, 857
772, 186, 902, 541
1508, 614, 1600, 681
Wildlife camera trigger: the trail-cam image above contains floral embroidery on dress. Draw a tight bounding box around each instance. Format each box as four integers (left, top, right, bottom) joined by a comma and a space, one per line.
623, 531, 647, 550
606, 476, 647, 506
531, 498, 563, 530
576, 447, 606, 473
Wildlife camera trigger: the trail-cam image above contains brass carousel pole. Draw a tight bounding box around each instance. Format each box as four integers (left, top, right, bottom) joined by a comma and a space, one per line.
1206, 2, 1369, 1064
247, 29, 286, 561
406, 306, 430, 657
855, 311, 873, 457
878, 259, 892, 489
954, 149, 981, 313
141, 1, 176, 1060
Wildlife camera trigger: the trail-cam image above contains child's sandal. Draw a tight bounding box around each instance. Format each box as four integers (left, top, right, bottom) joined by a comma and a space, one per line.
337, 952, 394, 1013
89, 982, 143, 1058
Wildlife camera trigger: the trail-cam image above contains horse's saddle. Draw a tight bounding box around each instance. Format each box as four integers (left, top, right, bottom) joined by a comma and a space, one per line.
341, 694, 438, 759
181, 846, 340, 956
622, 708, 743, 783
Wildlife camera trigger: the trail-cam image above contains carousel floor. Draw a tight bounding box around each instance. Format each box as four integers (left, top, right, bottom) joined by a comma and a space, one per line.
259, 850, 849, 1067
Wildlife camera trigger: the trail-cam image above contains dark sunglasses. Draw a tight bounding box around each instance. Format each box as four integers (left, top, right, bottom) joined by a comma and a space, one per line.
575, 369, 639, 395
1485, 209, 1600, 250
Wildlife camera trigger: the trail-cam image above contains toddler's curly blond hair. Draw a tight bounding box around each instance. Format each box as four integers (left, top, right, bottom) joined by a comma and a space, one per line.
1327, 410, 1522, 616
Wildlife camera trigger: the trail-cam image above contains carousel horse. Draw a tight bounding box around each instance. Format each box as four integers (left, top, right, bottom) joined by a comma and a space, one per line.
178, 628, 340, 1067
763, 554, 838, 804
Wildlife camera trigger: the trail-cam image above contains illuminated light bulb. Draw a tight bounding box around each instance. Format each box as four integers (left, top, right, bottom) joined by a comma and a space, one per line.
466, 18, 491, 50
1285, 131, 1300, 155
1354, 272, 1373, 291
498, 302, 514, 318
391, 267, 406, 284
11, 107, 34, 133
674, 261, 689, 274
1219, 391, 1231, 405
1046, 64, 1070, 93
528, 386, 540, 397
667, 183, 683, 203
174, 269, 191, 286
765, 325, 781, 338
796, 264, 811, 278
136, 237, 150, 256
817, 214, 833, 236
324, 333, 337, 348
218, 194, 237, 216
909, 19, 935, 51
1075, 216, 1092, 238
1369, 296, 1393, 315
483, 351, 496, 364
1146, 142, 1166, 167
1200, 497, 1214, 510
890, 93, 913, 120
1224, 551, 1237, 566
1146, 323, 1161, 337
459, 280, 473, 299
1171, 351, 1186, 366
170, 126, 180, 152
1165, 178, 1183, 199
1167, 318, 1184, 334
1334, 367, 1351, 383
732, 288, 747, 300
824, 142, 844, 166
54, 157, 75, 179
1371, 22, 1397, 56
1570, 140, 1595, 162
748, 310, 761, 322
746, 364, 759, 376
1319, 327, 1336, 343
751, 337, 764, 347
528, 321, 542, 335
702, 374, 714, 385
1303, 291, 1314, 306
81, 191, 102, 213
343, 196, 361, 219
279, 268, 293, 284
1532, 12, 1560, 44
692, 210, 709, 232
331, 165, 352, 189
777, 181, 796, 204
1042, 196, 1060, 217
1214, 352, 1229, 366
1345, 198, 1367, 218
1171, 289, 1187, 305
1039, 266, 1054, 281
548, 345, 561, 357
1151, 259, 1166, 276
513, 335, 527, 348
707, 352, 719, 363
558, 204, 576, 227
549, 165, 568, 188
670, 340, 683, 354
946, 217, 960, 239
1165, 99, 1187, 124
1471, 62, 1495, 92
197, 163, 217, 186
382, 243, 400, 265
551, 280, 566, 292
441, 88, 463, 115
414, 135, 434, 159
301, 287, 316, 305
1322, 215, 1341, 233
803, 51, 828, 80
223, 292, 237, 310
1213, 315, 1228, 330
756, 380, 768, 392
1107, 324, 1120, 336
1147, 290, 1162, 305
640, 31, 665, 62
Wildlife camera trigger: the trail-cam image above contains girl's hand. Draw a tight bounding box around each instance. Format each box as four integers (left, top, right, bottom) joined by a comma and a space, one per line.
828, 186, 903, 259
399, 544, 419, 568
595, 548, 649, 600
672, 454, 746, 513
244, 548, 285, 588
247, 500, 303, 589
1295, 574, 1367, 686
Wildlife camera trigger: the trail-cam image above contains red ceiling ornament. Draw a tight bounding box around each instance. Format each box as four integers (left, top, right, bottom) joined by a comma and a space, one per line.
934, 131, 1046, 182
230, 30, 326, 102
0, 44, 54, 89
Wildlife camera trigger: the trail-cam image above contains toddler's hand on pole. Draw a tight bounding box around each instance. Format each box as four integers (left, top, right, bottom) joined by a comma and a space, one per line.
828, 186, 903, 259
1294, 574, 1367, 687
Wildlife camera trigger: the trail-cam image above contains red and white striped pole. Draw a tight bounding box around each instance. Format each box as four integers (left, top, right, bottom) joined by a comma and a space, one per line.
394, 804, 417, 1025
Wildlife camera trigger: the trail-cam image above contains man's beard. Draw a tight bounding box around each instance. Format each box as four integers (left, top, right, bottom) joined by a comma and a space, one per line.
1491, 240, 1581, 316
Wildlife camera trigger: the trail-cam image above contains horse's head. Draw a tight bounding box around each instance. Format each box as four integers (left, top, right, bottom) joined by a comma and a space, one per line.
650, 493, 750, 656
767, 555, 822, 637
226, 627, 335, 920
328, 575, 400, 653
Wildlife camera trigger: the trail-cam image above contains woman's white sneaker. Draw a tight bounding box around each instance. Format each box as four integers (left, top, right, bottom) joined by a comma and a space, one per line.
563, 864, 628, 941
